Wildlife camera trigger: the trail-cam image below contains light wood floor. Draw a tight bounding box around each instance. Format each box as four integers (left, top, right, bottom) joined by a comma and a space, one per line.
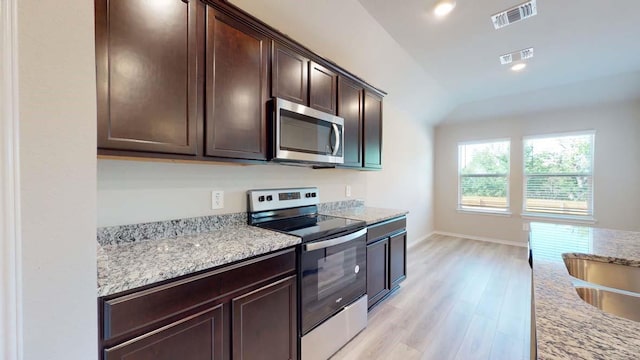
332, 234, 531, 360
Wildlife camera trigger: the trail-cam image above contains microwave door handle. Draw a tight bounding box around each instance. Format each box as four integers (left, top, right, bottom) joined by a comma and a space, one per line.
331, 123, 340, 156
304, 228, 367, 251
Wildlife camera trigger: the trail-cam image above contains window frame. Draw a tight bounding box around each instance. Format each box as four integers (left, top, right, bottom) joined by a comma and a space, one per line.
521, 130, 596, 222
457, 138, 512, 216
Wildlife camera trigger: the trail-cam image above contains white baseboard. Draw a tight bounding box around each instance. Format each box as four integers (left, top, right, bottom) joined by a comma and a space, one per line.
431, 231, 527, 248
407, 232, 434, 249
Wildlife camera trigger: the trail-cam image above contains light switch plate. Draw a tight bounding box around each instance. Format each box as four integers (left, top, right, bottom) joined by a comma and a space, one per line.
211, 190, 224, 210
345, 185, 352, 197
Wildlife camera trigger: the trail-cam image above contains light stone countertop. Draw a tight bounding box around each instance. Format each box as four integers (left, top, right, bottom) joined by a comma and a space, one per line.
97, 204, 405, 298
320, 206, 408, 225
530, 222, 640, 359
97, 224, 300, 297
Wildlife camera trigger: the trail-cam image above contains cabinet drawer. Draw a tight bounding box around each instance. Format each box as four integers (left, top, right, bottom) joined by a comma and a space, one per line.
367, 216, 406, 244
102, 249, 295, 342
104, 305, 224, 360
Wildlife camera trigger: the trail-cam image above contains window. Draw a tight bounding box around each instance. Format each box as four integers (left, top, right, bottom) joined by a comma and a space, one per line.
523, 132, 594, 219
458, 140, 510, 213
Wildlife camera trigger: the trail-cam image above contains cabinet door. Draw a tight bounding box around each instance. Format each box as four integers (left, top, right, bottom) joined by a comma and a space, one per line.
367, 239, 389, 309
272, 42, 309, 105
205, 7, 269, 160
232, 276, 297, 360
363, 91, 383, 169
337, 77, 363, 168
309, 62, 337, 114
95, 0, 199, 155
104, 305, 224, 360
389, 231, 407, 289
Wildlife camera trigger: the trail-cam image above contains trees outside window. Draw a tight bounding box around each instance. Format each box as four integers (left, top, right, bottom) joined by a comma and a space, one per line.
523, 132, 594, 218
458, 140, 510, 213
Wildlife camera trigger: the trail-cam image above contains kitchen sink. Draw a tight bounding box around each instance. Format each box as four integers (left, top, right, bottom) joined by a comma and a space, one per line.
575, 287, 640, 322
563, 255, 640, 293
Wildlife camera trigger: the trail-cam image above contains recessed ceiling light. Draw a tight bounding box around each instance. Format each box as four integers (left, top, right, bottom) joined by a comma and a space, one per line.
434, 0, 456, 17
511, 63, 527, 72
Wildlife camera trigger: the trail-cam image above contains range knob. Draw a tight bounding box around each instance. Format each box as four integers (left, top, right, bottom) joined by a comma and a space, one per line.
305, 193, 311, 198
266, 195, 273, 201
311, 192, 317, 198
258, 196, 265, 202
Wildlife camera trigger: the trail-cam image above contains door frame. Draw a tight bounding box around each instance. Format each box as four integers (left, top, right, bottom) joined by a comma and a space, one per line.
1, 0, 22, 359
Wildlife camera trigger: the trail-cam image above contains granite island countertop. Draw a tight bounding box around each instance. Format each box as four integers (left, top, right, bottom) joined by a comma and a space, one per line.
97, 219, 299, 297
530, 222, 640, 359
320, 206, 408, 225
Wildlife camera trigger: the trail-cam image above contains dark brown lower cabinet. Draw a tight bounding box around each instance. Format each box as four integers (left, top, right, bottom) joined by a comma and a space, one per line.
232, 276, 297, 360
99, 249, 296, 360
389, 231, 407, 289
104, 305, 224, 360
366, 239, 390, 308
366, 216, 407, 309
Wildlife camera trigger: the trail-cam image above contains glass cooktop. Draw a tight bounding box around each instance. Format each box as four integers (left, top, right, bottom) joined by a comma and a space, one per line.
257, 214, 365, 242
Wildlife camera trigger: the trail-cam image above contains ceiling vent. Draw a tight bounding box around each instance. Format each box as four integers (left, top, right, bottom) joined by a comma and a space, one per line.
499, 48, 534, 64
491, 0, 537, 29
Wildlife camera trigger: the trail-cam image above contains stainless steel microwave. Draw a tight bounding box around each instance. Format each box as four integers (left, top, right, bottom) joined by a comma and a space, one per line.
272, 98, 344, 165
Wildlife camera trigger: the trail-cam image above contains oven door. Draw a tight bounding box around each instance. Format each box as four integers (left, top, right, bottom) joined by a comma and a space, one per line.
300, 228, 367, 335
274, 97, 344, 164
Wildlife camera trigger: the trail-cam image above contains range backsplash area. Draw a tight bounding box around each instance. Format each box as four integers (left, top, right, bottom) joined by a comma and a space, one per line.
97, 199, 365, 246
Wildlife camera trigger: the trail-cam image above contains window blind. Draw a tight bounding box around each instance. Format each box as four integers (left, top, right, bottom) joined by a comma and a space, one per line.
524, 133, 594, 218
458, 141, 510, 212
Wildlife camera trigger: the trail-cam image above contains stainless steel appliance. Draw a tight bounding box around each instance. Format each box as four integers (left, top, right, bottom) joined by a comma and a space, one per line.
271, 98, 345, 165
248, 187, 367, 360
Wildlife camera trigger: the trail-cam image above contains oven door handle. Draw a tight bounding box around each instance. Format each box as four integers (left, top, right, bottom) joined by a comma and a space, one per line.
304, 228, 367, 252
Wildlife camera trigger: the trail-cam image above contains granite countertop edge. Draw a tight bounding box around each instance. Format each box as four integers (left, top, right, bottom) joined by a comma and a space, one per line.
320, 206, 408, 225
530, 224, 640, 359
97, 225, 300, 297
97, 204, 408, 298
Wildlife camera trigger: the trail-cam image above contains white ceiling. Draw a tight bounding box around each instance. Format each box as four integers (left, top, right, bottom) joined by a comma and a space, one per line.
358, 0, 640, 117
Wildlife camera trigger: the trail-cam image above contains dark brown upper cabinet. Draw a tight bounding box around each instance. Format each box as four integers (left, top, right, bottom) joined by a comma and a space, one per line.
363, 91, 383, 169
95, 0, 385, 167
337, 77, 363, 168
271, 42, 308, 105
205, 7, 269, 160
309, 62, 338, 115
95, 0, 199, 155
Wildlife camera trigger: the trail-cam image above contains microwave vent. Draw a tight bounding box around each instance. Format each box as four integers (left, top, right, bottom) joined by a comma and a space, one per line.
492, 0, 537, 29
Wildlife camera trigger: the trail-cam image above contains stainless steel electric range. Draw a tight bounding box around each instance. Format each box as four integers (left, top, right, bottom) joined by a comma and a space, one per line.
248, 187, 368, 360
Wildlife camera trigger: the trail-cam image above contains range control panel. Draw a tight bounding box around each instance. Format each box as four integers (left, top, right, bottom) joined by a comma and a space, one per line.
248, 187, 319, 212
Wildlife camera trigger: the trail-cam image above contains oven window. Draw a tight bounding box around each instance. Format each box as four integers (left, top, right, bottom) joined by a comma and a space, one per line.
300, 233, 366, 334
317, 247, 356, 300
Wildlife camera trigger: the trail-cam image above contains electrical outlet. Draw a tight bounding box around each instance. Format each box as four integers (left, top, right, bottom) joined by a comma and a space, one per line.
345, 185, 352, 197
211, 190, 224, 210
522, 222, 530, 232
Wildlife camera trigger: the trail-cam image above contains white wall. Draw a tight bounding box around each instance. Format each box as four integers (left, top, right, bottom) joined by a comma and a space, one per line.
99, 0, 451, 243
18, 0, 97, 359
435, 99, 640, 243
